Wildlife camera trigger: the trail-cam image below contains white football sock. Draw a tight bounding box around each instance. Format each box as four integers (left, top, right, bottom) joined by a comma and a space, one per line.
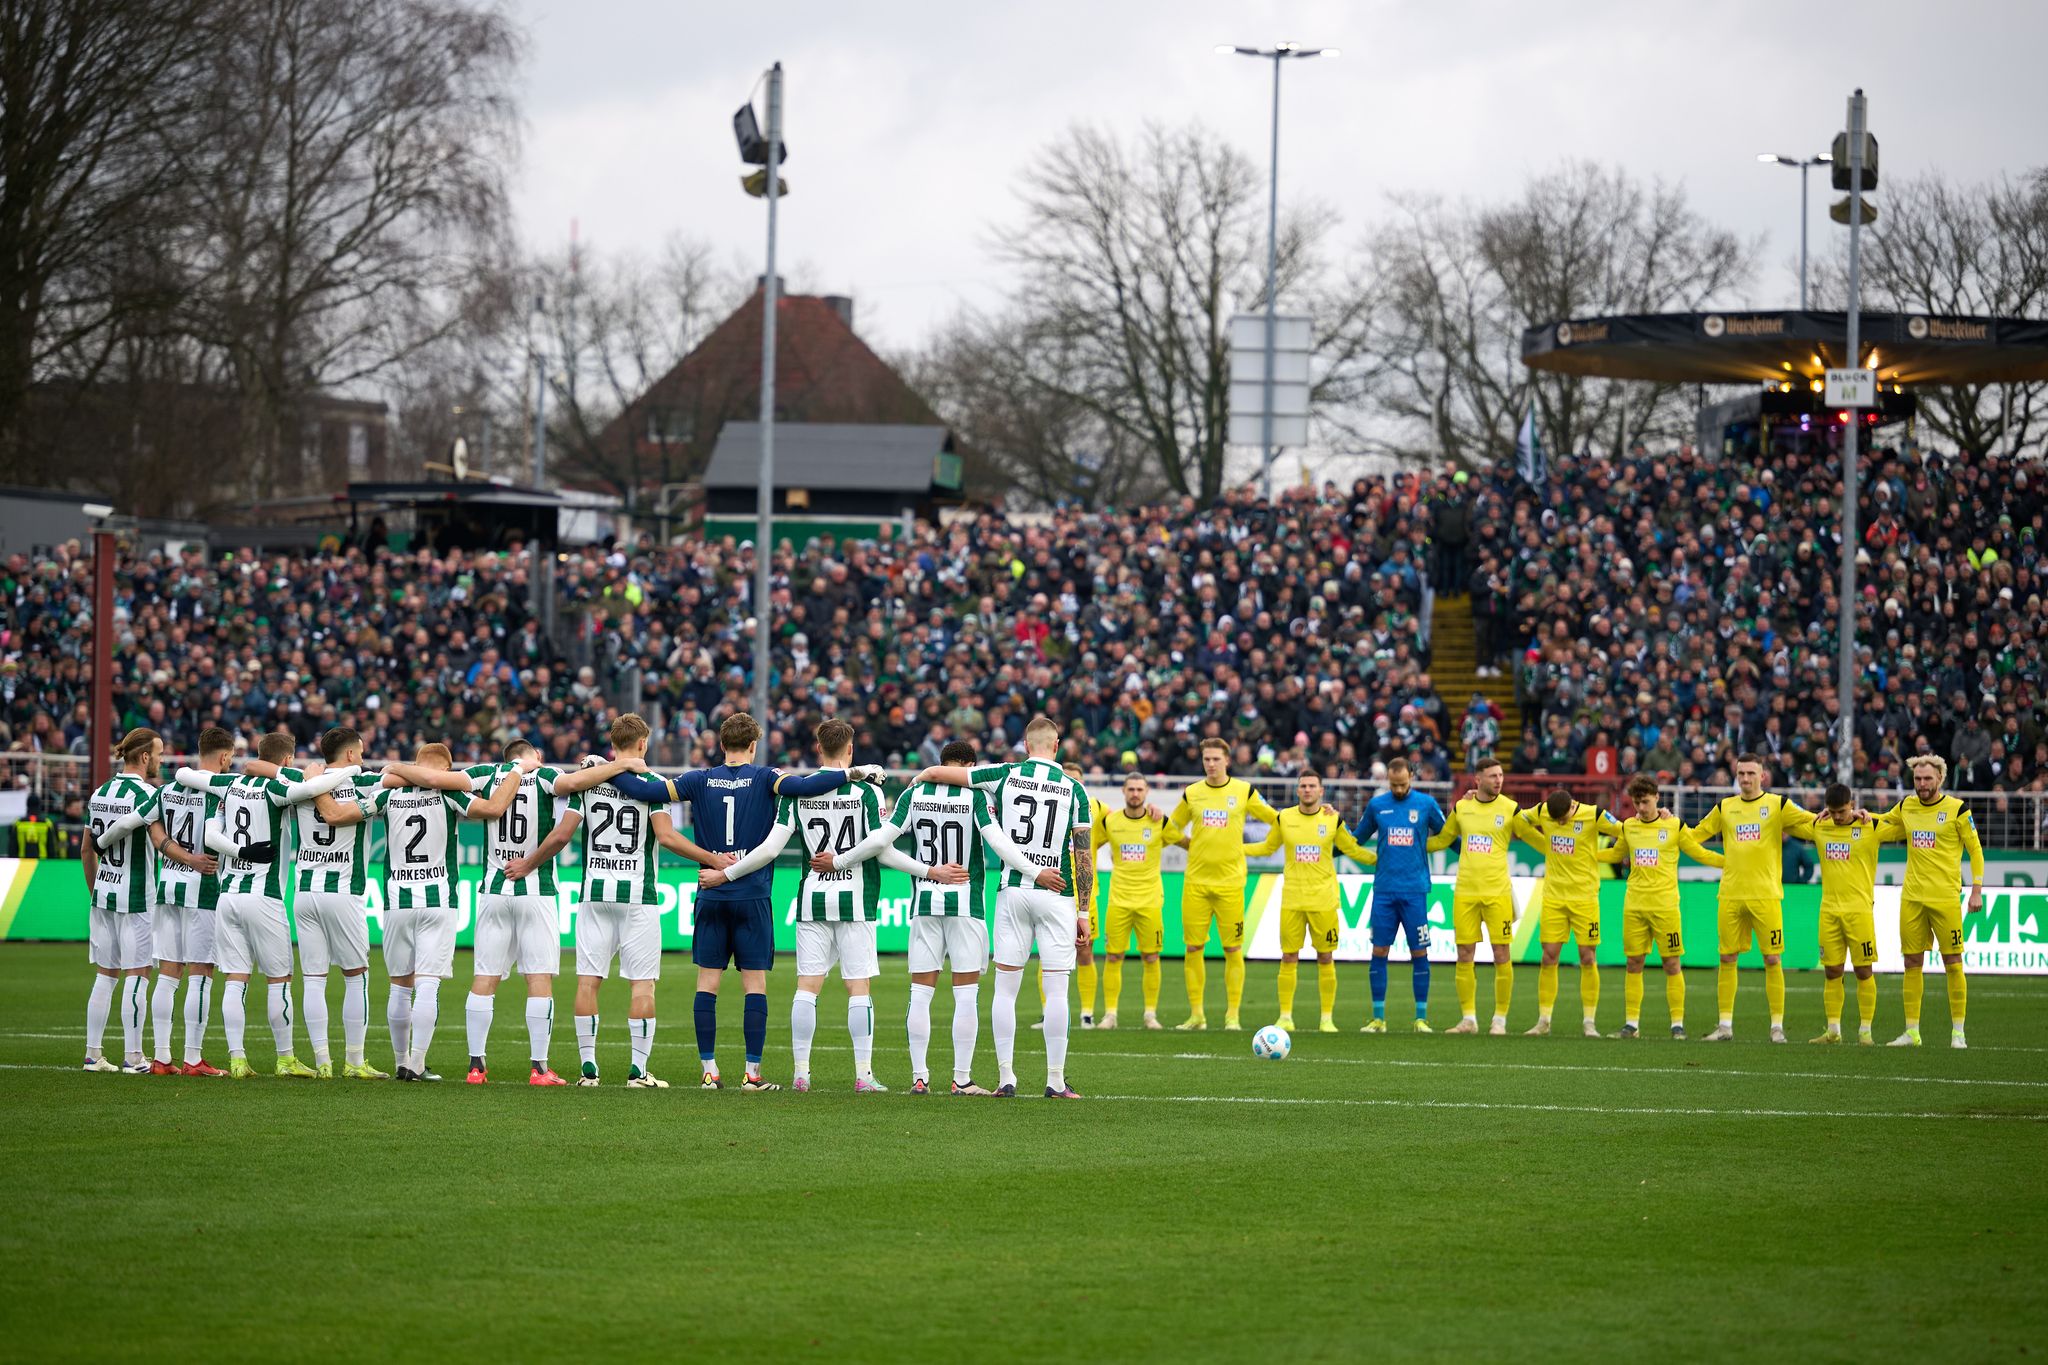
121, 975, 147, 1063
465, 992, 494, 1062
150, 974, 178, 1063
341, 973, 368, 1067
576, 1013, 599, 1070
951, 983, 980, 1086
85, 973, 114, 1058
266, 980, 294, 1057
790, 989, 818, 1079
223, 979, 248, 1057
408, 978, 440, 1071
183, 975, 211, 1065
526, 997, 553, 1067
906, 982, 935, 1083
1041, 969, 1071, 1091
301, 974, 330, 1067
849, 994, 876, 1077
629, 1017, 656, 1074
992, 969, 1022, 1087
387, 984, 413, 1067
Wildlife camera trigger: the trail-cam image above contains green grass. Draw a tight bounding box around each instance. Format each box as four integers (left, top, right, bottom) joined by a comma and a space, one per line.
1, 943, 2043, 1363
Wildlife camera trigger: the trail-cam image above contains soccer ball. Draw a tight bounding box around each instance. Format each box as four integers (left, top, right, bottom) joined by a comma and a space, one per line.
1252, 1025, 1291, 1061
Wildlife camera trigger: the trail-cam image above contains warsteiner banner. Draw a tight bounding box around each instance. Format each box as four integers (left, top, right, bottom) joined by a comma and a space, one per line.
1, 861, 2042, 974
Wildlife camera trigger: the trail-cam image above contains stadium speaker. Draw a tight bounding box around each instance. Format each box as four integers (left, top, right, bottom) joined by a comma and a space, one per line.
1830, 196, 1878, 225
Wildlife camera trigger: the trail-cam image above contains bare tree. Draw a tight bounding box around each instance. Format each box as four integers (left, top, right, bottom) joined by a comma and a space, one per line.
993, 123, 1333, 502
535, 235, 746, 517
1346, 162, 1754, 466
1817, 169, 2048, 457
174, 0, 522, 499
0, 0, 211, 479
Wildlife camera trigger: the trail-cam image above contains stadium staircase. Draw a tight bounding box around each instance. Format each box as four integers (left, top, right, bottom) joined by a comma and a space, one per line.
1424, 595, 1520, 759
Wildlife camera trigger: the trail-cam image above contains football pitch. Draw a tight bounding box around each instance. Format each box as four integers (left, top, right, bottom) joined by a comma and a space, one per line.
2, 943, 2043, 1363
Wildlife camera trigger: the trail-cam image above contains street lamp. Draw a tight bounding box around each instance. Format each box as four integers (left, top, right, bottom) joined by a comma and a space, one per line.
1218, 40, 1336, 501
1756, 151, 1832, 309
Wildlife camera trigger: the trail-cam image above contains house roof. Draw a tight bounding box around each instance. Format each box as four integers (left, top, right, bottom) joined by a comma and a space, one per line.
702, 422, 950, 492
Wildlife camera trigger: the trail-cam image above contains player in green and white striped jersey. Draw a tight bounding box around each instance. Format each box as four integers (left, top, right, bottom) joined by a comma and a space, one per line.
913, 714, 1093, 1098
353, 741, 520, 1082
83, 728, 171, 1073
819, 739, 1051, 1094
704, 718, 959, 1093
267, 726, 394, 1079
456, 742, 649, 1086
173, 731, 358, 1078
148, 726, 232, 1075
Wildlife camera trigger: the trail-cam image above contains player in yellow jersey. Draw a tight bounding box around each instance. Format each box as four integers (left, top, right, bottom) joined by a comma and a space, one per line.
1166, 738, 1282, 1031
1594, 775, 1723, 1040
1092, 772, 1182, 1029
1886, 755, 1984, 1049
1786, 782, 1901, 1045
1685, 754, 1816, 1042
1244, 770, 1374, 1033
1424, 758, 1521, 1035
1515, 788, 1623, 1037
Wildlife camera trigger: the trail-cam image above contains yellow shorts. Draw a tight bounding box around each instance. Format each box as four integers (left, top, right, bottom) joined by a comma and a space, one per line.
1719, 899, 1784, 956
1900, 897, 1964, 957
1182, 885, 1245, 950
1104, 902, 1165, 956
1539, 897, 1600, 947
1280, 905, 1340, 956
1622, 902, 1683, 960
1453, 895, 1516, 947
1819, 908, 1879, 967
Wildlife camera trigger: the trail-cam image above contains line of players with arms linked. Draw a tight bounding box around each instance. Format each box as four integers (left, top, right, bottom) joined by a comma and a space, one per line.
79, 716, 1987, 1099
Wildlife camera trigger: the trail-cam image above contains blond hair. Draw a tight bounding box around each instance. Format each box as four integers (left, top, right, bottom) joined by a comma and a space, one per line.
1907, 754, 1948, 783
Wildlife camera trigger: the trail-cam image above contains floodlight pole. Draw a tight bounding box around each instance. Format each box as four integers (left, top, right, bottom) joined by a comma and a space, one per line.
752, 61, 783, 761
1837, 90, 1867, 787
1260, 53, 1280, 503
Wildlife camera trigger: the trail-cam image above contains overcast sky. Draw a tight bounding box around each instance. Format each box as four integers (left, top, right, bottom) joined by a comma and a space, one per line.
510, 0, 2046, 362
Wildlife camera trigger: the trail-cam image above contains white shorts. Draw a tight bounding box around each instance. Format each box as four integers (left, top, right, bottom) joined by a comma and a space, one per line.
384, 904, 458, 980
908, 916, 988, 975
994, 887, 1078, 972
154, 905, 215, 966
794, 920, 880, 980
575, 901, 661, 981
89, 907, 154, 971
294, 891, 369, 975
476, 893, 561, 978
217, 894, 292, 978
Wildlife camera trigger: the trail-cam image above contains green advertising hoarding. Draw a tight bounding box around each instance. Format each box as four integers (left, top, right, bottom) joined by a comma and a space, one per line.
3, 860, 2043, 975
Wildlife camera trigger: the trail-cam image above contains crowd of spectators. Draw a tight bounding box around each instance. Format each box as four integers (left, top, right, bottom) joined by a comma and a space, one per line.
5, 436, 2047, 845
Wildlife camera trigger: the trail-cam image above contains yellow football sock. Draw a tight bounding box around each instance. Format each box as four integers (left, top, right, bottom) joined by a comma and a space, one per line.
1493, 958, 1514, 1020
1945, 961, 1967, 1027
1664, 970, 1685, 1026
1077, 962, 1098, 1016
1142, 959, 1161, 1012
1764, 962, 1785, 1026
1277, 960, 1299, 1017
1716, 962, 1737, 1024
1579, 961, 1600, 1023
1318, 960, 1337, 1017
1103, 959, 1123, 1015
1902, 964, 1924, 1028
1184, 954, 1207, 1018
1856, 974, 1876, 1030
1623, 971, 1644, 1026
1224, 952, 1245, 1019
1823, 975, 1844, 1030
1537, 962, 1559, 1018
1455, 960, 1477, 1019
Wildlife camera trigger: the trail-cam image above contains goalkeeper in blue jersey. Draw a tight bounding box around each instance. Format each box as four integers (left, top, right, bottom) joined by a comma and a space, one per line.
1348, 756, 1446, 1032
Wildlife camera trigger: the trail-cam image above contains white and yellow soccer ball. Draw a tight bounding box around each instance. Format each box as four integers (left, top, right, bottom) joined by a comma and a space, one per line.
1252, 1025, 1291, 1061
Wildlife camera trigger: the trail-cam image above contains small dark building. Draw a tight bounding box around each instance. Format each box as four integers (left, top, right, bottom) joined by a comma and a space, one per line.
699, 421, 963, 521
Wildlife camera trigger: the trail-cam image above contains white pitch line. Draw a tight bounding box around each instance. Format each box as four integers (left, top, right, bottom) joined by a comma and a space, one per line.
1089, 1093, 2048, 1123
1150, 1049, 2048, 1089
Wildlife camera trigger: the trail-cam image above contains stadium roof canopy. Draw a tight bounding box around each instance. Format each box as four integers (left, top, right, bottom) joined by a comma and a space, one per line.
1521, 310, 2048, 385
